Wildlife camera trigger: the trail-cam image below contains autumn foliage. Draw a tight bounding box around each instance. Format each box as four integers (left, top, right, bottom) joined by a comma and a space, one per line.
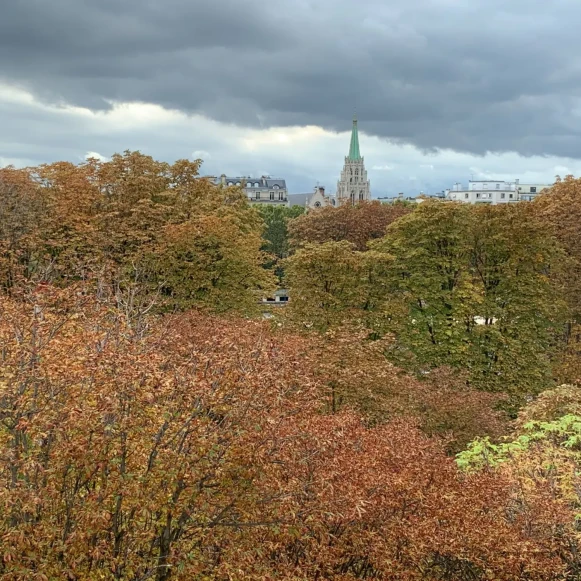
288, 200, 411, 251
0, 287, 579, 580
4, 154, 581, 579
0, 152, 273, 314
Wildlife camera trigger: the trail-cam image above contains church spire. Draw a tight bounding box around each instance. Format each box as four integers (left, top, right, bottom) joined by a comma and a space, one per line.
348, 114, 361, 161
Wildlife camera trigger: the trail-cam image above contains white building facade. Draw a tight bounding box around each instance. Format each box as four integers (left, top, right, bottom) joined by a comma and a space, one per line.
445, 180, 551, 205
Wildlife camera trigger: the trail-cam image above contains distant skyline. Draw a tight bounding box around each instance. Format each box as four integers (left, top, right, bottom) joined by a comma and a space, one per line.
2, 0, 581, 195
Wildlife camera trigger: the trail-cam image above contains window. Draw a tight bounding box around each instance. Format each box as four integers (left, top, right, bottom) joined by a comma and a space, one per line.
255, 192, 260, 199
269, 192, 275, 200
273, 185, 279, 189
227, 182, 233, 186
254, 182, 260, 187
509, 193, 513, 199
236, 182, 241, 186
314, 201, 321, 208
278, 192, 284, 200
496, 184, 500, 189
465, 193, 469, 199
530, 187, 537, 193
476, 193, 481, 198
501, 193, 505, 199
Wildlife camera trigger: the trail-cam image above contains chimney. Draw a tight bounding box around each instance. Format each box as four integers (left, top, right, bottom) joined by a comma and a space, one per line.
220, 174, 226, 185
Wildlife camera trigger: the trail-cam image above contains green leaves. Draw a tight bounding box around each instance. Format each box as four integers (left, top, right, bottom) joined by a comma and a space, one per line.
371, 202, 568, 402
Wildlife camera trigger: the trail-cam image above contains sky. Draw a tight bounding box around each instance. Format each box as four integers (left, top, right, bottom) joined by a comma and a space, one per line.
2, 0, 581, 196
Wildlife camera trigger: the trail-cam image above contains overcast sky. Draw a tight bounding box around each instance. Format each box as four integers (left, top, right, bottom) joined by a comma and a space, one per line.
2, 0, 581, 196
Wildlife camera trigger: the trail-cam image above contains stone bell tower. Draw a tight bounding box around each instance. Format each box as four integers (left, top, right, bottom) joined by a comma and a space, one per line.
336, 115, 371, 205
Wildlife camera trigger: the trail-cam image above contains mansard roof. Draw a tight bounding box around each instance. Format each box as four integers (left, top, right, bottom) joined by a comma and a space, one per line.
216, 176, 287, 189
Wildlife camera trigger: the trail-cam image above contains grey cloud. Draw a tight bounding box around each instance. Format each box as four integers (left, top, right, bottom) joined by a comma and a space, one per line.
2, 0, 581, 158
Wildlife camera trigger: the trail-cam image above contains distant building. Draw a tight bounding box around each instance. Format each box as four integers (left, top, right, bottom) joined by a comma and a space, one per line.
288, 186, 336, 209
378, 193, 440, 204
336, 115, 371, 205
445, 179, 551, 205
214, 175, 288, 205
515, 183, 551, 201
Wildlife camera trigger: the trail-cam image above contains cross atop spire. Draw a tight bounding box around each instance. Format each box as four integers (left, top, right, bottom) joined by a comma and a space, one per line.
348, 114, 361, 161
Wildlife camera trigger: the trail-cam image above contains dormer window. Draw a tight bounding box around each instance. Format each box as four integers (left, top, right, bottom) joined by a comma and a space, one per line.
254, 182, 260, 188
236, 182, 241, 186
227, 182, 233, 186
273, 185, 279, 189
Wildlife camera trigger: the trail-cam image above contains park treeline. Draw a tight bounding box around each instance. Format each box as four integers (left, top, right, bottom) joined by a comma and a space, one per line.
2, 152, 581, 580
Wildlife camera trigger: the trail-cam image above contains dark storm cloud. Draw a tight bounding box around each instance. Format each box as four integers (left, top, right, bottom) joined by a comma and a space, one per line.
2, 0, 581, 158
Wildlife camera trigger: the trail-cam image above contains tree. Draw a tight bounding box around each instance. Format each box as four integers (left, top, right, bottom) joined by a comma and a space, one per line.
148, 213, 274, 314
371, 201, 567, 404
0, 152, 273, 315
0, 286, 320, 580
288, 200, 412, 251
0, 169, 48, 292
535, 177, 581, 385
1, 286, 579, 579
256, 204, 305, 283
283, 241, 367, 331
257, 204, 305, 260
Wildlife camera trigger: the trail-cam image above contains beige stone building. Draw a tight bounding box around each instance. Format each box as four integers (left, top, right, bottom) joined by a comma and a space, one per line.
336, 115, 371, 205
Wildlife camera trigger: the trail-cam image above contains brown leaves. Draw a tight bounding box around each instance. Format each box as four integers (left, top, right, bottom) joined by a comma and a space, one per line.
289, 200, 411, 251
0, 287, 578, 580
0, 152, 271, 316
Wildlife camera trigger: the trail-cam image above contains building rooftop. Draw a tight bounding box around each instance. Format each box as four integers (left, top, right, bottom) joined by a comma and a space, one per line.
287, 193, 311, 207
216, 175, 287, 189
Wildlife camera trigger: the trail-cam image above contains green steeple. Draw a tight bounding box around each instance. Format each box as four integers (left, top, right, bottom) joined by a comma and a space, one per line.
348, 114, 361, 160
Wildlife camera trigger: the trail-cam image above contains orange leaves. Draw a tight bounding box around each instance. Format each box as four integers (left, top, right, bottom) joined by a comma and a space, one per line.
0, 288, 578, 580
0, 152, 272, 317
289, 200, 412, 251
